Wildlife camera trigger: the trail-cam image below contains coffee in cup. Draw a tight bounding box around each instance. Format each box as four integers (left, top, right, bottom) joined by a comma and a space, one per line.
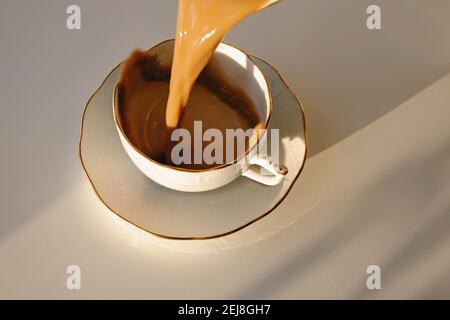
114, 41, 287, 192
117, 49, 263, 169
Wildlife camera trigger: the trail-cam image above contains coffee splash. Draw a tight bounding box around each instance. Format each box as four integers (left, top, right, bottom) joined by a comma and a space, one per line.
167, 0, 278, 129
117, 0, 278, 168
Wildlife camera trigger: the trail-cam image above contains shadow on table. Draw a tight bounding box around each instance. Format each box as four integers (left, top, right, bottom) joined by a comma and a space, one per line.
227, 0, 450, 158
234, 138, 450, 299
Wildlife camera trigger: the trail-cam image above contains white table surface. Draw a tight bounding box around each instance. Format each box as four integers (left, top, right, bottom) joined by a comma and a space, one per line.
1, 0, 449, 299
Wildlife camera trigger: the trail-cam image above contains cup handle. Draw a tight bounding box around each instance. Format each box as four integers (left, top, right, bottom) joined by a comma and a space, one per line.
242, 155, 288, 186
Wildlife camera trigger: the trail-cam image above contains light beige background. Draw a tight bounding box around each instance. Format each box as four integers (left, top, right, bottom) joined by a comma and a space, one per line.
0, 0, 449, 299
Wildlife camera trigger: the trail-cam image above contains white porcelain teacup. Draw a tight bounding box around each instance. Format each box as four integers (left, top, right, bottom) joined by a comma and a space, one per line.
113, 40, 288, 192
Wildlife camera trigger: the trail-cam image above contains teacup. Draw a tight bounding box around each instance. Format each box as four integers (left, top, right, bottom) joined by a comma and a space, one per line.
113, 40, 288, 192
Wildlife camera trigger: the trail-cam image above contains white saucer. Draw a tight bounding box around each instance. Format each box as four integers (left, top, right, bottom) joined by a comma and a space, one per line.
79, 54, 307, 240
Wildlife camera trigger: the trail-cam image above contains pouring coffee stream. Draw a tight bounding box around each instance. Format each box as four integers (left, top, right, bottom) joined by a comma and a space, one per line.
118, 0, 280, 166
166, 0, 280, 129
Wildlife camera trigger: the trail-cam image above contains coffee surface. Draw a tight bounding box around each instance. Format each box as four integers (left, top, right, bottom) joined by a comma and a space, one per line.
118, 54, 260, 168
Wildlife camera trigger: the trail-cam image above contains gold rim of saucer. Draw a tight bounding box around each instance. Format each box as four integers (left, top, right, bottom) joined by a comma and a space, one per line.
78, 41, 308, 241
112, 39, 273, 173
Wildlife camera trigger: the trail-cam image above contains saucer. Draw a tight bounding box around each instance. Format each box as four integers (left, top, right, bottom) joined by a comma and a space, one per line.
79, 53, 307, 240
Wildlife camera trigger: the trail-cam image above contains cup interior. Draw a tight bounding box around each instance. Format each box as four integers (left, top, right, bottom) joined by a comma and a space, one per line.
114, 39, 272, 169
